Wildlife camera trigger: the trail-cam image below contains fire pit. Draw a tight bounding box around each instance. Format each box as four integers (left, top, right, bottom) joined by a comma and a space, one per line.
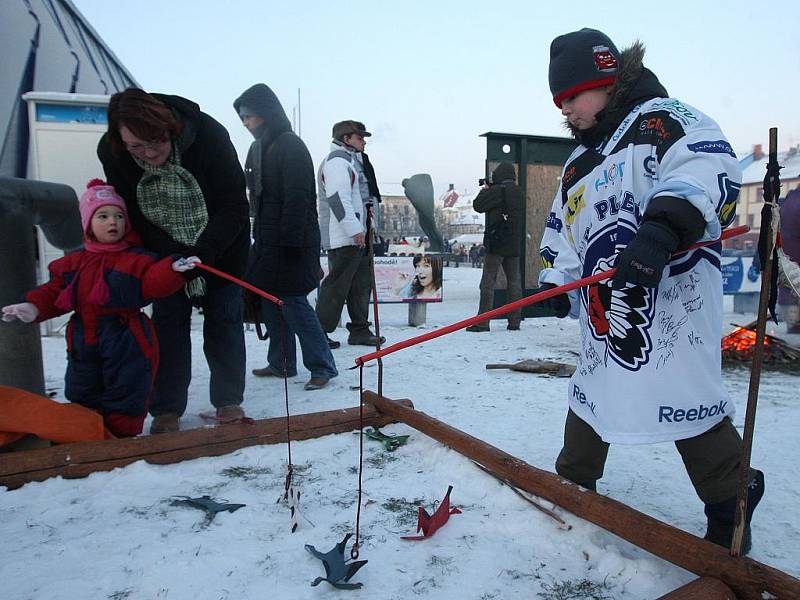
721, 321, 800, 369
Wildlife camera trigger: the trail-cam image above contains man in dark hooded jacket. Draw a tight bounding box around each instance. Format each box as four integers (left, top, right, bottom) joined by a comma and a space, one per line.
466, 162, 523, 331
233, 84, 337, 390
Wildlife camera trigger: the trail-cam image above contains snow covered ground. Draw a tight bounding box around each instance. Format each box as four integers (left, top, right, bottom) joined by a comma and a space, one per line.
2, 266, 799, 599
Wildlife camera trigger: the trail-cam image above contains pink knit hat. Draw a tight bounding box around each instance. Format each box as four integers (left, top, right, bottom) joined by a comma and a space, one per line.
79, 179, 128, 237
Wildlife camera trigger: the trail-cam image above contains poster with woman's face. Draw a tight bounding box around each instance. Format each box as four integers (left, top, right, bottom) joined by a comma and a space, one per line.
318, 255, 443, 303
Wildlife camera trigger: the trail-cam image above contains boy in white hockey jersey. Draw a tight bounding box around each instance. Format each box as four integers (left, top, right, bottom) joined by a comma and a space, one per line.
539, 28, 763, 553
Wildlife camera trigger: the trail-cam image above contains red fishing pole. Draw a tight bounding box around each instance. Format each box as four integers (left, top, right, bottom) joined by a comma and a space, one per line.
195, 263, 283, 306
355, 225, 749, 366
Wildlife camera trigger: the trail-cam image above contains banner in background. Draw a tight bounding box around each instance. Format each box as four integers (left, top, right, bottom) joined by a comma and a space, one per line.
721, 255, 761, 294
320, 255, 443, 303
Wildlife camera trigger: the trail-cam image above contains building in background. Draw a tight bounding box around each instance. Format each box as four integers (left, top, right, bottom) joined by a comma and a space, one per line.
1, 0, 137, 178
729, 144, 800, 250
438, 189, 483, 239
379, 183, 424, 240
1, 0, 137, 336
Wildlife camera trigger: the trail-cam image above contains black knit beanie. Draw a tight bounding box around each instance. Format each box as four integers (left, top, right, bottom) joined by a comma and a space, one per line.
549, 28, 620, 108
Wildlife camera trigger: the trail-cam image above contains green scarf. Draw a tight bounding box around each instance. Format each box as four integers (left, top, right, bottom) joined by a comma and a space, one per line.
134, 146, 208, 297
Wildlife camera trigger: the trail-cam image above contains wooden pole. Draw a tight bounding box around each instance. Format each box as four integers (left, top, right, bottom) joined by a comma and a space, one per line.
731, 128, 778, 556
362, 391, 800, 600
655, 577, 737, 600
0, 401, 412, 490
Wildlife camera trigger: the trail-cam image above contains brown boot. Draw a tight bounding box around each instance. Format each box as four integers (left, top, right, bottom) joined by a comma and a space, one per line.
150, 413, 180, 434
466, 324, 489, 332
304, 377, 329, 391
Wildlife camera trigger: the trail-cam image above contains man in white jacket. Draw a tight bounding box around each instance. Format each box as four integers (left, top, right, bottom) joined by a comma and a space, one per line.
316, 121, 385, 346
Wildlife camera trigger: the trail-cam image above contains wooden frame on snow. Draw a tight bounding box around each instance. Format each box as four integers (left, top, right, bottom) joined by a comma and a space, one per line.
0, 401, 411, 490
3, 392, 798, 599
361, 391, 800, 600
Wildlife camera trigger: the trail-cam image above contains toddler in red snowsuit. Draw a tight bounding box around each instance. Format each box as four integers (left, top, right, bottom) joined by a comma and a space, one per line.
1, 180, 200, 437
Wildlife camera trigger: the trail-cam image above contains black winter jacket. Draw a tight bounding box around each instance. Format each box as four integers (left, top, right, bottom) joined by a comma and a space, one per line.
97, 94, 250, 286
474, 181, 523, 257
233, 84, 322, 296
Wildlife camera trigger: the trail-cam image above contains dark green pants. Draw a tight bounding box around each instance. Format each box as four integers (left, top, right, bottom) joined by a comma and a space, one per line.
478, 253, 522, 328
316, 246, 371, 334
555, 409, 745, 504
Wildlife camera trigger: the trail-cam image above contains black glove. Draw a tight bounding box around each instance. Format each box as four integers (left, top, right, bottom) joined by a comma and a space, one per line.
537, 282, 571, 318
612, 221, 679, 289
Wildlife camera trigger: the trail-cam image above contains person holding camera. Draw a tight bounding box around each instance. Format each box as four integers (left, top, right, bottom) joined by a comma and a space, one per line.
466, 162, 523, 332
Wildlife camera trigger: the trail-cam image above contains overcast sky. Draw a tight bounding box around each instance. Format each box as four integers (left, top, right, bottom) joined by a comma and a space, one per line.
73, 0, 800, 196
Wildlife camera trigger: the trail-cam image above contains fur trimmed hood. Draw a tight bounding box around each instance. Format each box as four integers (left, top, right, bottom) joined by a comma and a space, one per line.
567, 41, 668, 147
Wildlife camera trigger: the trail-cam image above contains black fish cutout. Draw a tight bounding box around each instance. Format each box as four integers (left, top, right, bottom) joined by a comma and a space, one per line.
305, 533, 367, 590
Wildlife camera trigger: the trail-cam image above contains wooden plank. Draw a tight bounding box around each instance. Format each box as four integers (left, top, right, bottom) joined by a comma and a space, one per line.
485, 359, 576, 376
0, 401, 412, 489
656, 577, 737, 600
362, 391, 799, 600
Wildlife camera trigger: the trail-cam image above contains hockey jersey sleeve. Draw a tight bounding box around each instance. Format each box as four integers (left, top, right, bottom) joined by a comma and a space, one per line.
640, 105, 742, 242
538, 183, 583, 288
321, 157, 365, 239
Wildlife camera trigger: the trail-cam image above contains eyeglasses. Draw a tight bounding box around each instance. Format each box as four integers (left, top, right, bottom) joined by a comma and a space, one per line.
123, 139, 167, 154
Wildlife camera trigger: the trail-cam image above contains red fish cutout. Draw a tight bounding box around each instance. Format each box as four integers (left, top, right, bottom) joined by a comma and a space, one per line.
401, 485, 462, 541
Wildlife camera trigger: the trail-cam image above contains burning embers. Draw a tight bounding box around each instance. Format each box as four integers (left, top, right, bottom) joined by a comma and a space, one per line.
721, 322, 800, 368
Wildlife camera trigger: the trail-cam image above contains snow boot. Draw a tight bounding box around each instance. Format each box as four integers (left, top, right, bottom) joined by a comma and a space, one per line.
150, 413, 180, 434
216, 405, 245, 421
703, 469, 764, 555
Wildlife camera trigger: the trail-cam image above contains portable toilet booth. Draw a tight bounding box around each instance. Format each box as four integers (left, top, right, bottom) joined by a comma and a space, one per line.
22, 91, 110, 335
480, 132, 578, 317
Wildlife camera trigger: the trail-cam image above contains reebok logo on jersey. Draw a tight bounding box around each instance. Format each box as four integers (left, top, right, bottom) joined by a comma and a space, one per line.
658, 400, 727, 423
573, 384, 597, 415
